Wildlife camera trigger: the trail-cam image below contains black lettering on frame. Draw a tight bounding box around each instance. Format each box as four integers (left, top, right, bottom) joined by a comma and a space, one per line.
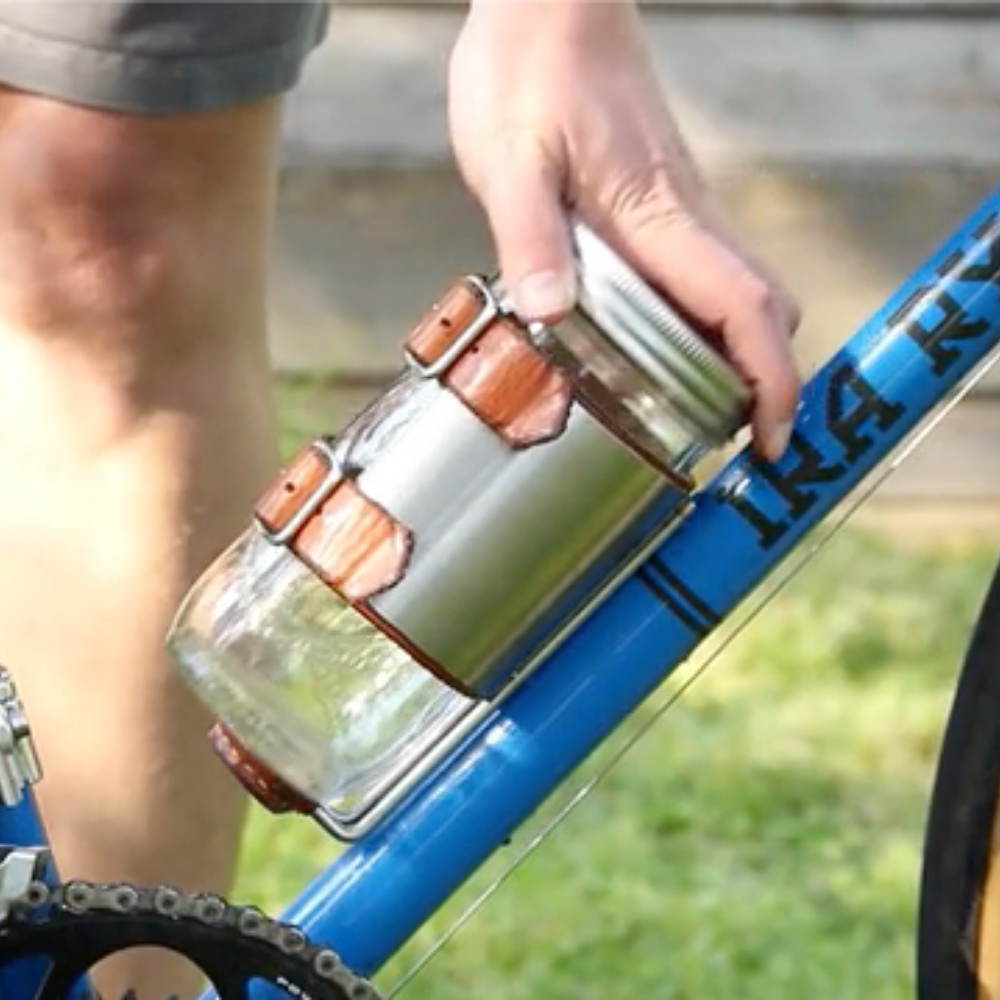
904, 289, 990, 376
826, 364, 905, 464
973, 212, 999, 243
957, 219, 1000, 293
720, 214, 999, 551
888, 285, 931, 331
754, 431, 846, 522
718, 432, 846, 550
899, 212, 998, 372
718, 488, 789, 550
936, 249, 965, 278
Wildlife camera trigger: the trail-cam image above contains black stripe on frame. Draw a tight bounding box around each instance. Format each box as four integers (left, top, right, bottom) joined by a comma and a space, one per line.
637, 567, 709, 638
645, 555, 722, 627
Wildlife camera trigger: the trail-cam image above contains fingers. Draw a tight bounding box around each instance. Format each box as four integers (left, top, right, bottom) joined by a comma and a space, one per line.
471, 134, 577, 323
599, 210, 801, 461
467, 138, 800, 461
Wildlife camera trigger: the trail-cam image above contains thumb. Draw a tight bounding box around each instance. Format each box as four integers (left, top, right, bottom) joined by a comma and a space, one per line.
474, 136, 576, 323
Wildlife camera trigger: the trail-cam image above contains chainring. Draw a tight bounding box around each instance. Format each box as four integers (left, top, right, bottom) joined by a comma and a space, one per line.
0, 879, 380, 1000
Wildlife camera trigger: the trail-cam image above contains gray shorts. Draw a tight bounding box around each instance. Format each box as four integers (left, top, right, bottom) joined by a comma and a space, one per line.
0, 2, 330, 115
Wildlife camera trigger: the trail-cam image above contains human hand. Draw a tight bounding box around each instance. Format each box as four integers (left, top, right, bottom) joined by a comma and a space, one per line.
448, 1, 800, 460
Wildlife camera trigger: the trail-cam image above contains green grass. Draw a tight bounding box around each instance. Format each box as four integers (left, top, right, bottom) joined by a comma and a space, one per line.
231, 380, 999, 1000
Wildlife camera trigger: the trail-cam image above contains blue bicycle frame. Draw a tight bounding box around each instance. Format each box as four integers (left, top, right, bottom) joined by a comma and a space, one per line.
0, 185, 998, 1000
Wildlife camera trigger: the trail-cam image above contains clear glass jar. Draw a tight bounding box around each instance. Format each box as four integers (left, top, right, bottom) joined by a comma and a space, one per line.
167, 220, 750, 829
169, 528, 473, 815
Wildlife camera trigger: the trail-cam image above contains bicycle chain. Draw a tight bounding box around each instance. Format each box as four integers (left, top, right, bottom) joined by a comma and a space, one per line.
0, 878, 381, 1000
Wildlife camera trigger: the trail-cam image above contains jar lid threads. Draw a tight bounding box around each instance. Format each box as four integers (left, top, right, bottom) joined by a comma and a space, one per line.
570, 220, 752, 447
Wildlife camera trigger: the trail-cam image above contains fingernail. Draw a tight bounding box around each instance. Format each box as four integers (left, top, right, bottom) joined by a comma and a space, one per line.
766, 421, 794, 460
514, 270, 576, 321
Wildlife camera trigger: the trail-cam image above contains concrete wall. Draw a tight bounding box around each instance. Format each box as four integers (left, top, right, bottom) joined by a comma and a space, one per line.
280, 0, 1000, 173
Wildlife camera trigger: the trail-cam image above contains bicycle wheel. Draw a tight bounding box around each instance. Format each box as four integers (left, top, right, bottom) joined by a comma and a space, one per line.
918, 554, 1000, 1000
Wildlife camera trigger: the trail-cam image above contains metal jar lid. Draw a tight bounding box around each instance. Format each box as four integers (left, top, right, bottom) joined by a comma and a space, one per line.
568, 220, 752, 447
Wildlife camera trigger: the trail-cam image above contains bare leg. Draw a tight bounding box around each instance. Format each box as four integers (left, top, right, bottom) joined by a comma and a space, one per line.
0, 88, 282, 998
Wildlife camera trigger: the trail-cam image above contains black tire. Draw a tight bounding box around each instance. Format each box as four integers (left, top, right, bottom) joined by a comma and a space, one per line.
917, 555, 1000, 999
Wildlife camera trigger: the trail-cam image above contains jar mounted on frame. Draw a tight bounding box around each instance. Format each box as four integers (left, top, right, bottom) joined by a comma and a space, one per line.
166, 220, 752, 841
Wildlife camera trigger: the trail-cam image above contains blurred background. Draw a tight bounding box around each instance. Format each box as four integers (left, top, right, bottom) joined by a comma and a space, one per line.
238, 2, 1000, 997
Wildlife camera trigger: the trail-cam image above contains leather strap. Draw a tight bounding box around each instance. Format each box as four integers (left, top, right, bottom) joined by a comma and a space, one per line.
253, 438, 466, 690
410, 278, 694, 486
255, 441, 334, 540
407, 278, 572, 447
254, 277, 575, 599
209, 722, 316, 815
256, 444, 411, 603
229, 448, 413, 815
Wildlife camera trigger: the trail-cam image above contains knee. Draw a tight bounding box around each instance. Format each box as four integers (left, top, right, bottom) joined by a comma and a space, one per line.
0, 91, 278, 344
1, 105, 205, 334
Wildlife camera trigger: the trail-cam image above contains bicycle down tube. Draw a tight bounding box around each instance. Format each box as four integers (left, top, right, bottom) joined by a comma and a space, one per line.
260, 187, 1000, 988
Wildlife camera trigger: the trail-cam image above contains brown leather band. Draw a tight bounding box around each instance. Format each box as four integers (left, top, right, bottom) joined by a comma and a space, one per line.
448, 321, 573, 447
407, 280, 485, 367
296, 480, 411, 603
253, 443, 461, 693
256, 444, 411, 603
406, 278, 572, 447
209, 722, 316, 815
256, 444, 333, 538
